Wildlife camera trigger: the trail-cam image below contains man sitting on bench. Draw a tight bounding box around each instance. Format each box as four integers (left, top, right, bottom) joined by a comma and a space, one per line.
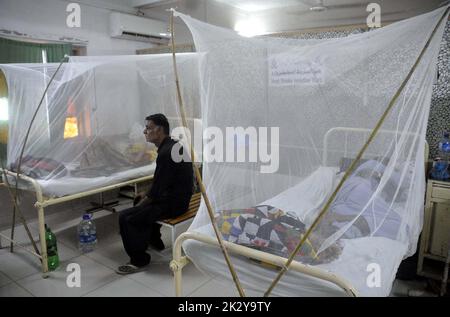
116, 113, 193, 275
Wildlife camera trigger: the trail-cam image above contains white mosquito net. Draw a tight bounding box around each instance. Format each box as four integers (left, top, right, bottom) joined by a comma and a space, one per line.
176, 6, 449, 296
0, 53, 201, 197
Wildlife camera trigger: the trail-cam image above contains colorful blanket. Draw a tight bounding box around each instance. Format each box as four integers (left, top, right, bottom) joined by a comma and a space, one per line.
217, 205, 342, 265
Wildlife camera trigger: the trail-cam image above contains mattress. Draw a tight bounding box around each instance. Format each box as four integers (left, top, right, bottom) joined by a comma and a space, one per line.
184, 225, 407, 296
4, 162, 156, 197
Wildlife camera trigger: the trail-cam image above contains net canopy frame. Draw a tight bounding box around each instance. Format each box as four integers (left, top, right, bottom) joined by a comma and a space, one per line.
169, 6, 450, 297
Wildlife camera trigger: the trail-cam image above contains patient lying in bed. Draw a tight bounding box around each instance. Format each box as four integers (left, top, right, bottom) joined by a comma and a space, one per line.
216, 159, 410, 266
321, 159, 410, 240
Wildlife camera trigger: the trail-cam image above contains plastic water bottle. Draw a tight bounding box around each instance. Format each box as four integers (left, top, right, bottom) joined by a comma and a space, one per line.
45, 224, 59, 271
438, 131, 450, 163
77, 213, 97, 253
432, 132, 450, 180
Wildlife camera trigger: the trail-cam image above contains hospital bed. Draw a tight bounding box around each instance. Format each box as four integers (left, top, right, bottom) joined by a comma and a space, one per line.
1, 117, 201, 275
170, 127, 429, 297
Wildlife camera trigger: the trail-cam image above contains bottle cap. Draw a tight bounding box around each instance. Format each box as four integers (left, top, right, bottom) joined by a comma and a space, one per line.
82, 213, 92, 220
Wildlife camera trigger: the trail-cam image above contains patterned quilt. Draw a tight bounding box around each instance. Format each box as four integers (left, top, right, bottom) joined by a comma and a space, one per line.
217, 205, 342, 265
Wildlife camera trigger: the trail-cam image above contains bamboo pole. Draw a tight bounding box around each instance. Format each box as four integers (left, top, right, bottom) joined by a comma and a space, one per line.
1, 160, 40, 256
5, 55, 68, 261
169, 9, 246, 297
264, 6, 450, 297
0, 233, 41, 259
10, 200, 16, 251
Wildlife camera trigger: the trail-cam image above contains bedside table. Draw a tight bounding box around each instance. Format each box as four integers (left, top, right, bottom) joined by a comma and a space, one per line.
417, 179, 450, 285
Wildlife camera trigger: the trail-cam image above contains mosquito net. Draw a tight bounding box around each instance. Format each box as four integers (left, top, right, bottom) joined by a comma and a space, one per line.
176, 6, 449, 296
0, 53, 201, 197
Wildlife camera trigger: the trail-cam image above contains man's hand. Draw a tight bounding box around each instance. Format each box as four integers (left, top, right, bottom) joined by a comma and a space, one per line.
133, 194, 142, 206
133, 193, 151, 206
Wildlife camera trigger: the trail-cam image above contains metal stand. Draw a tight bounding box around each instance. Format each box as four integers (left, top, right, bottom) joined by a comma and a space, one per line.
86, 192, 119, 213
1, 168, 153, 274
441, 243, 450, 296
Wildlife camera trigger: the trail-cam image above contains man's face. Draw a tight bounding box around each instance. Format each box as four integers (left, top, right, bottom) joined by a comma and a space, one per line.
143, 120, 160, 144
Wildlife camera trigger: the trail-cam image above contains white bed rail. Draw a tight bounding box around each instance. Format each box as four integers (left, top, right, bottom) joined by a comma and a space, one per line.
322, 127, 428, 166
171, 231, 358, 297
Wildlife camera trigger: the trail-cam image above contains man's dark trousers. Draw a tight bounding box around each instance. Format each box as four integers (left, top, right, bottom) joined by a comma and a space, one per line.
119, 200, 169, 267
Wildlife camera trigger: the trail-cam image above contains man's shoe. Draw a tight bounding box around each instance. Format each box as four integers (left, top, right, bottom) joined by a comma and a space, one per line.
149, 237, 165, 251
115, 263, 148, 275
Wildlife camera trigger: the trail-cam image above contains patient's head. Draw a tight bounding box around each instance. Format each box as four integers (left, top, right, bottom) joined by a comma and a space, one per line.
354, 160, 408, 203
144, 113, 170, 147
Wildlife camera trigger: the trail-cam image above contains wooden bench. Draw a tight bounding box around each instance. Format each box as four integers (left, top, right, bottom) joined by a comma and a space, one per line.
157, 192, 201, 247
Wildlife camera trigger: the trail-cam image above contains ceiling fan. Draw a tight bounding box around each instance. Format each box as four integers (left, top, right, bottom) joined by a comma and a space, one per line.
135, 0, 198, 10
286, 0, 376, 15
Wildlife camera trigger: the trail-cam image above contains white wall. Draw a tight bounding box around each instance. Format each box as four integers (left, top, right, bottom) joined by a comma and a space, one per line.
0, 0, 155, 56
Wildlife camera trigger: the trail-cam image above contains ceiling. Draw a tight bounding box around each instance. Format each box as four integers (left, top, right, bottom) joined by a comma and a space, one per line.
203, 0, 311, 12
211, 0, 377, 12
99, 0, 447, 36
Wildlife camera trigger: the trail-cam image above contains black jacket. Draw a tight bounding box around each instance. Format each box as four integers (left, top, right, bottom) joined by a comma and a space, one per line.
146, 137, 193, 216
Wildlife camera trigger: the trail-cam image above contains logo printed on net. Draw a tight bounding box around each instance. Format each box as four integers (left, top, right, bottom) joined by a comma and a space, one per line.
171, 125, 279, 174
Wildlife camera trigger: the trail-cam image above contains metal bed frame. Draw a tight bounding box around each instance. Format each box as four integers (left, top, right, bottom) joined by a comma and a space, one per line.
170, 127, 429, 297
0, 169, 153, 276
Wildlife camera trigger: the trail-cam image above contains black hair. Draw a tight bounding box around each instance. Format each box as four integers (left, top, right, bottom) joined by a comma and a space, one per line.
145, 113, 170, 135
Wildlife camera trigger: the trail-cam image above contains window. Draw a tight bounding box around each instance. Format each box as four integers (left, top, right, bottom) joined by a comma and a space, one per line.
0, 70, 8, 162
41, 49, 48, 63
0, 97, 7, 121
0, 70, 7, 122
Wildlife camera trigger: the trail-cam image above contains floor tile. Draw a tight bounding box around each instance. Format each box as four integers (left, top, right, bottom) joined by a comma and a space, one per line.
0, 247, 41, 281
84, 277, 164, 297
129, 261, 212, 296
15, 255, 119, 297
0, 282, 33, 297
0, 271, 12, 287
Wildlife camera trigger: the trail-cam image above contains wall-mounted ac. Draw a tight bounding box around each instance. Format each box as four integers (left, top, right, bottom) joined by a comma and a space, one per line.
110, 12, 171, 44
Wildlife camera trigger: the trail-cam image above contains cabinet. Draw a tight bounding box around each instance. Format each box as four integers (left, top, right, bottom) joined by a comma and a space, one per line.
417, 179, 450, 283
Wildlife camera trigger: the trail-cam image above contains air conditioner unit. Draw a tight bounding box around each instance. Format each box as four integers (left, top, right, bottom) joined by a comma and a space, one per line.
110, 12, 171, 44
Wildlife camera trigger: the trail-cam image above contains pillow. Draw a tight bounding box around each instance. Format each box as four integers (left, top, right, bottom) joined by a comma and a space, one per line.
338, 157, 372, 173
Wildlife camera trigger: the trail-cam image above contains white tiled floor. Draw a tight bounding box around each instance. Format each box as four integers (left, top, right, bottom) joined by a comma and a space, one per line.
0, 206, 219, 297
83, 277, 164, 297
0, 282, 33, 297
0, 203, 440, 297
0, 271, 12, 288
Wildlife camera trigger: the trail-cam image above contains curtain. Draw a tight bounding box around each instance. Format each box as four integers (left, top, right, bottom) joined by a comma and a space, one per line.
0, 71, 7, 165
0, 37, 72, 63
0, 37, 72, 163
45, 42, 72, 62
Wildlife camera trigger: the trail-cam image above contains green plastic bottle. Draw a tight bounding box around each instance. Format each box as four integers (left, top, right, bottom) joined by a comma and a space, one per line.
45, 224, 59, 271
